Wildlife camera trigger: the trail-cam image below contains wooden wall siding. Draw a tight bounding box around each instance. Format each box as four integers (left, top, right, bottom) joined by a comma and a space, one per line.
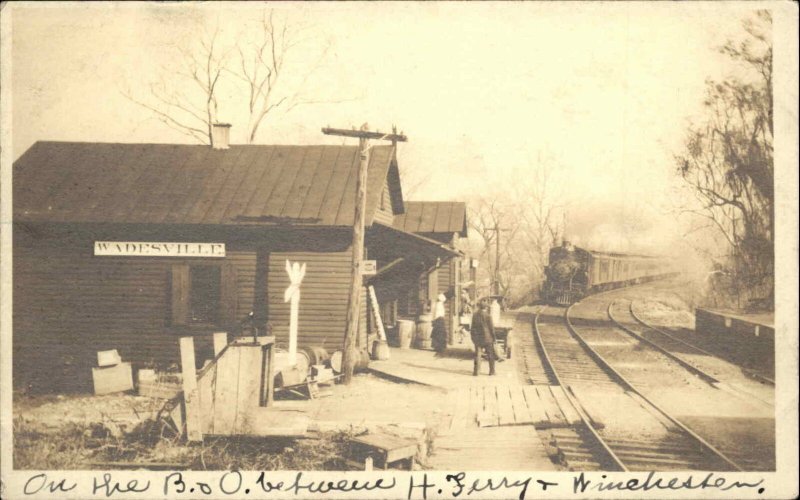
12, 234, 258, 390
372, 179, 394, 226
266, 249, 365, 353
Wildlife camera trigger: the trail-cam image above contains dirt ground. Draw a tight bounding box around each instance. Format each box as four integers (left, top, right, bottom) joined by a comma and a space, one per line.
12, 373, 444, 470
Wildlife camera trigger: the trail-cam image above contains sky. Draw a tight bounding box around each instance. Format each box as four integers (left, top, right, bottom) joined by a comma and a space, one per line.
9, 1, 761, 254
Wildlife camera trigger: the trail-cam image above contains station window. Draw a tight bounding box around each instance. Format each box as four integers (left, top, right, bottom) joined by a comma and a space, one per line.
189, 265, 221, 324
171, 262, 237, 327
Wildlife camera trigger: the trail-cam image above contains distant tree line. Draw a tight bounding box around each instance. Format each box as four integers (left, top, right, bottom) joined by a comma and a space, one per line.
675, 11, 774, 311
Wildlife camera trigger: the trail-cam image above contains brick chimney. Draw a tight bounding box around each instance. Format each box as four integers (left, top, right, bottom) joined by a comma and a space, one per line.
211, 123, 232, 150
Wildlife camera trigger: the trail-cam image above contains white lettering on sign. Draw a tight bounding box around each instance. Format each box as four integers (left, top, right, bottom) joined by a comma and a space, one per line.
94, 242, 226, 258
361, 260, 377, 275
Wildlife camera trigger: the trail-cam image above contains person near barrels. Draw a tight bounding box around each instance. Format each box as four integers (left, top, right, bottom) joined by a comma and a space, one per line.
470, 299, 496, 376
431, 293, 448, 354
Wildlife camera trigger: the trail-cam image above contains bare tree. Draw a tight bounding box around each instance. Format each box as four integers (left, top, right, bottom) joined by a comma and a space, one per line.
675, 10, 773, 309
123, 10, 337, 146
468, 197, 518, 297
229, 10, 333, 144
513, 158, 566, 286
123, 25, 231, 145
466, 159, 566, 306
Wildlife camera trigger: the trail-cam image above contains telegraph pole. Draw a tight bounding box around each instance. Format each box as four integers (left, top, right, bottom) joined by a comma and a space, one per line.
322, 124, 407, 384
488, 224, 509, 296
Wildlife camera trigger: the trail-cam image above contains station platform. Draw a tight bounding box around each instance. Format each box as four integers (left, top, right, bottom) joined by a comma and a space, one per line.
368, 344, 523, 389
369, 332, 563, 471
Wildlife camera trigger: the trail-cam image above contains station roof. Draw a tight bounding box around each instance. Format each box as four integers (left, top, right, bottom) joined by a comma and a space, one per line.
13, 141, 403, 227
392, 201, 468, 237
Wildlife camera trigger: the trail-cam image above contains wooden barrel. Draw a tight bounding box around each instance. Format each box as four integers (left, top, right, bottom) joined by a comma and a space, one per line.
329, 350, 343, 374
415, 314, 433, 341
295, 350, 310, 376
397, 320, 415, 349
416, 339, 432, 350
301, 346, 329, 366
329, 349, 369, 374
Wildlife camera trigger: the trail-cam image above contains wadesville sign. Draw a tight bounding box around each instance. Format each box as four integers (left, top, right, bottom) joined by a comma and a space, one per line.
94, 241, 226, 258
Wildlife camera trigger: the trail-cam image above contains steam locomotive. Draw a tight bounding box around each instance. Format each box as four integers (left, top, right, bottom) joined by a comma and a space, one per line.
543, 242, 676, 305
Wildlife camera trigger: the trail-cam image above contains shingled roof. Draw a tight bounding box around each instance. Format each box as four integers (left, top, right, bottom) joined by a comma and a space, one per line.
13, 142, 402, 227
393, 201, 468, 237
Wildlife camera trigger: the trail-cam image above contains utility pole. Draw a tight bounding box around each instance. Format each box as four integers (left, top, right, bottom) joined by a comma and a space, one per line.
487, 224, 509, 296
322, 124, 407, 384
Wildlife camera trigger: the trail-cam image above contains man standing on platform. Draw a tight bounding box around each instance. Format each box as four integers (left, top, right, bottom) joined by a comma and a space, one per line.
470, 299, 496, 376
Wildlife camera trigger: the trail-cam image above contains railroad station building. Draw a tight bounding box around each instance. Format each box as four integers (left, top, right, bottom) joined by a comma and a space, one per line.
12, 134, 466, 391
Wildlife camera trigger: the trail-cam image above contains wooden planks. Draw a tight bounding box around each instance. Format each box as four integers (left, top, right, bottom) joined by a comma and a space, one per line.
480, 386, 500, 427
212, 346, 241, 435
522, 386, 549, 426
234, 346, 263, 433
495, 386, 516, 426
471, 384, 582, 429
509, 386, 533, 425
193, 341, 286, 438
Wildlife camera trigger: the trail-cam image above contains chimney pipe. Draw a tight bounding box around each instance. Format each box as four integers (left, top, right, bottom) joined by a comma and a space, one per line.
211, 123, 232, 150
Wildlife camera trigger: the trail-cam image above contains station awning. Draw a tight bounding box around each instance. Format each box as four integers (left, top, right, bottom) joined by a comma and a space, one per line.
366, 223, 461, 262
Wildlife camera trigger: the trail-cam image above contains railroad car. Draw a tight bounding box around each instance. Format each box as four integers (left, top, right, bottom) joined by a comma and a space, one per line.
543, 241, 675, 305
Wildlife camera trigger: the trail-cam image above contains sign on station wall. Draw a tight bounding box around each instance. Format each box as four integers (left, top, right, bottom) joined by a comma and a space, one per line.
94, 241, 226, 258
360, 260, 377, 275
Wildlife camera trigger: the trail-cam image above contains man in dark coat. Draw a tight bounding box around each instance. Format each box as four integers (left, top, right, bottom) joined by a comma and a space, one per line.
470, 300, 496, 376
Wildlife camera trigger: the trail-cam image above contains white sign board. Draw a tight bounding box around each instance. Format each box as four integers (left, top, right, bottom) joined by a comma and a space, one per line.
361, 260, 377, 275
94, 241, 225, 258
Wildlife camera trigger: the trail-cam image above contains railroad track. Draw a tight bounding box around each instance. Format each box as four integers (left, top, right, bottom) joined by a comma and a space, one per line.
532, 304, 744, 472
626, 299, 775, 387
608, 299, 774, 407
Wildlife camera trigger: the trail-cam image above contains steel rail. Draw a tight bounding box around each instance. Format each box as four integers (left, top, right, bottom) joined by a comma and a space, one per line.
531, 306, 628, 472
565, 297, 745, 472
607, 300, 720, 385
628, 300, 775, 387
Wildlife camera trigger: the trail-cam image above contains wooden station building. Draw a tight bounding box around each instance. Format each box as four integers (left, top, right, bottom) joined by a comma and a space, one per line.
12, 136, 466, 391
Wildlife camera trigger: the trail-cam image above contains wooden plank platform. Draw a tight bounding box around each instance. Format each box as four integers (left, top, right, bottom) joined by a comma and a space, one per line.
452, 384, 578, 430
509, 385, 533, 424
523, 386, 549, 425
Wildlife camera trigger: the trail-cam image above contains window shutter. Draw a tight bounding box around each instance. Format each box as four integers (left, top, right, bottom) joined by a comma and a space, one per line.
171, 264, 190, 326
220, 262, 238, 326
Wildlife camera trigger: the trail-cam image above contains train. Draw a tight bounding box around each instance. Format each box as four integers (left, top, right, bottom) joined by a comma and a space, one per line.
543, 241, 677, 305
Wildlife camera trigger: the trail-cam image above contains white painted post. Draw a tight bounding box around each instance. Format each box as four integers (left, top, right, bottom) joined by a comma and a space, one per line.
179, 337, 203, 442
284, 260, 307, 365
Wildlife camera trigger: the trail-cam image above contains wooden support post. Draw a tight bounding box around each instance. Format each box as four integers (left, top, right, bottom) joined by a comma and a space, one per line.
261, 343, 275, 407
322, 124, 407, 384
213, 332, 227, 356
344, 132, 368, 384
179, 337, 203, 442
